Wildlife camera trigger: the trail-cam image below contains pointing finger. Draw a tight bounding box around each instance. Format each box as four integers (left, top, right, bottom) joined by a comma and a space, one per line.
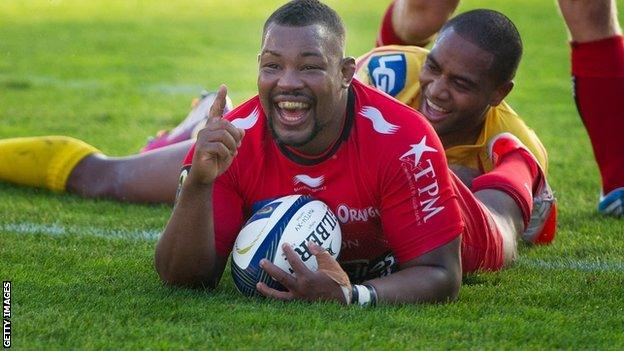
207, 84, 228, 121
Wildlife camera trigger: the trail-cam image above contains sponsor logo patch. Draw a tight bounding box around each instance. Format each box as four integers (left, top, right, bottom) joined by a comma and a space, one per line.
367, 53, 407, 97
230, 106, 259, 130
293, 174, 326, 192
400, 136, 445, 223
335, 204, 380, 224
359, 106, 399, 134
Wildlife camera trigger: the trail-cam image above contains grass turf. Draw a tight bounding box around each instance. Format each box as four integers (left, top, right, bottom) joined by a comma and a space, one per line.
1, 0, 623, 349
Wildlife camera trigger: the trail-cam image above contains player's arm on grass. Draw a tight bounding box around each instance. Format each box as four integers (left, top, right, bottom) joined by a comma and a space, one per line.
258, 237, 461, 304
155, 85, 245, 288
363, 237, 461, 303
259, 128, 463, 304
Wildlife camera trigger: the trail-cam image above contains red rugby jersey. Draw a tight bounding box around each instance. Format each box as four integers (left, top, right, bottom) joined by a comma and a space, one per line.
182, 80, 464, 281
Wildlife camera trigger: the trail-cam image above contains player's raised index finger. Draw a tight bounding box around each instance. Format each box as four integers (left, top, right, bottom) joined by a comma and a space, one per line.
207, 84, 228, 121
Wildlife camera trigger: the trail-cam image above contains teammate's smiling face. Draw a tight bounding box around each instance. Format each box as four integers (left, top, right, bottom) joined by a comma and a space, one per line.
258, 23, 355, 155
419, 28, 512, 148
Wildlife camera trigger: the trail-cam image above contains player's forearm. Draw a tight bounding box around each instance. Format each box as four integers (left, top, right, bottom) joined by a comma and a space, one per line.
393, 0, 459, 45
365, 264, 461, 304
155, 182, 221, 288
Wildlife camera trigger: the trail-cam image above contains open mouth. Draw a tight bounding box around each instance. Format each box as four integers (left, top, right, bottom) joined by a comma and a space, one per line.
275, 101, 311, 127
422, 97, 450, 123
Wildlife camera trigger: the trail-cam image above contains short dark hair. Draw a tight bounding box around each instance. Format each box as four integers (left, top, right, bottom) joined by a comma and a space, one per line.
440, 9, 523, 84
263, 0, 346, 44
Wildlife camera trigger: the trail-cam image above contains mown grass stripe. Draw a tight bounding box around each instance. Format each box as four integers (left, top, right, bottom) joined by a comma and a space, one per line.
2, 221, 624, 273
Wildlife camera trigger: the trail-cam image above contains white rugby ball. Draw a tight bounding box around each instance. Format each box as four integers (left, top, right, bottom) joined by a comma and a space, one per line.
231, 195, 342, 297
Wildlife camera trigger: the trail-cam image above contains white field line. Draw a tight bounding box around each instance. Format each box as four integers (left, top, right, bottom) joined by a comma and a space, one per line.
1, 221, 160, 241
516, 257, 624, 273
2, 221, 624, 273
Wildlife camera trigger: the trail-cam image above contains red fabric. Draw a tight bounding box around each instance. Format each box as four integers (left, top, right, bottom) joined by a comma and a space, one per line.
376, 1, 407, 47
571, 36, 624, 193
471, 151, 538, 229
450, 173, 504, 273
572, 36, 624, 77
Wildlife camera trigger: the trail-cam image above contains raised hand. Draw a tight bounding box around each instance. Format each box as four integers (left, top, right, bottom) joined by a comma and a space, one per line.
189, 85, 245, 185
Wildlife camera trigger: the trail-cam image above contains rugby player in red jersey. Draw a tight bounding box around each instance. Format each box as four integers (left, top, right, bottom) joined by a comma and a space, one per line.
155, 0, 546, 305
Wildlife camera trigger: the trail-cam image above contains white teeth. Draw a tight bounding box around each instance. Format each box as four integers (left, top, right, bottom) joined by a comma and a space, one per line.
426, 98, 448, 113
278, 101, 309, 110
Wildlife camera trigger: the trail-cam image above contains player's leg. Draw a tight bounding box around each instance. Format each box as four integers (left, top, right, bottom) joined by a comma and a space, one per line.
0, 135, 190, 204
141, 91, 232, 153
376, 0, 460, 47
558, 0, 621, 42
459, 133, 553, 272
67, 140, 192, 204
559, 0, 624, 216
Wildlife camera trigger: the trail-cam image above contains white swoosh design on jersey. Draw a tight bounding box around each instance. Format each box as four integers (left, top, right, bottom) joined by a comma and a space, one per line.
230, 107, 259, 130
359, 106, 400, 134
293, 174, 325, 188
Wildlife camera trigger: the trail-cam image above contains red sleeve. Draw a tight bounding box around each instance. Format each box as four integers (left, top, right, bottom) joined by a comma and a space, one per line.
378, 132, 464, 264
179, 143, 244, 257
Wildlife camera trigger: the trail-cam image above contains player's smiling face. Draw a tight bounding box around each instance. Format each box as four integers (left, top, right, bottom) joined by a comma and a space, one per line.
419, 29, 512, 148
258, 23, 354, 155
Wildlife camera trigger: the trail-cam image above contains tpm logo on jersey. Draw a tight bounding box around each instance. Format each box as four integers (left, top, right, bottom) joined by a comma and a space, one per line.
400, 136, 444, 223
400, 136, 437, 166
293, 174, 325, 188
368, 53, 407, 97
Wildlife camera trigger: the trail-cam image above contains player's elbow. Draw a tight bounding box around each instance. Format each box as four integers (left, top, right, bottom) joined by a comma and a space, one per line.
156, 265, 218, 290
154, 253, 218, 289
429, 267, 461, 304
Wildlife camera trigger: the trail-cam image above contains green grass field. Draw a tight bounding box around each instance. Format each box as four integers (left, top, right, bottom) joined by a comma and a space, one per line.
1, 0, 624, 349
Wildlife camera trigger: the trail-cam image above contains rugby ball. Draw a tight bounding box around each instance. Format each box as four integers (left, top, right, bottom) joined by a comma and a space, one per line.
231, 195, 342, 297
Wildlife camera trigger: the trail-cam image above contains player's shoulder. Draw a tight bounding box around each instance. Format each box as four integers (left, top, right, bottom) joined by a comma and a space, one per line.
485, 102, 548, 171
356, 45, 429, 77
356, 45, 429, 64
355, 45, 428, 106
351, 80, 440, 149
487, 102, 534, 136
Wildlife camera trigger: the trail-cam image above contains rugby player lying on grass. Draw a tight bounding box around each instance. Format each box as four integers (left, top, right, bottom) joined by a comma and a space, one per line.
153, 0, 551, 304
0, 2, 556, 244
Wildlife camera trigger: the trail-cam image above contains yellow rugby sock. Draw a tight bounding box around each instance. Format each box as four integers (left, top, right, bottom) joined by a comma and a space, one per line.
0, 136, 100, 192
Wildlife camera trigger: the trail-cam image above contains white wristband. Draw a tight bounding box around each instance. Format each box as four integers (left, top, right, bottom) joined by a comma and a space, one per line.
339, 285, 352, 305
353, 284, 372, 307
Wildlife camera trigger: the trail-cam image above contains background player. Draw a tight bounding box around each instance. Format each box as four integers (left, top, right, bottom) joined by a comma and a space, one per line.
376, 0, 460, 47
155, 1, 548, 305
557, 0, 624, 216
